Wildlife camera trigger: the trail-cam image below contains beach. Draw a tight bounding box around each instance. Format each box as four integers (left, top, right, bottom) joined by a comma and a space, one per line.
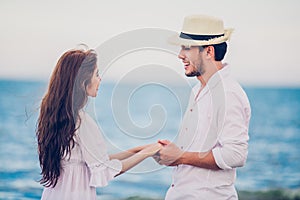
119, 188, 300, 200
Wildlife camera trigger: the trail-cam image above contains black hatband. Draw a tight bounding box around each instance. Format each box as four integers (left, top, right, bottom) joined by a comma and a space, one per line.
179, 32, 224, 41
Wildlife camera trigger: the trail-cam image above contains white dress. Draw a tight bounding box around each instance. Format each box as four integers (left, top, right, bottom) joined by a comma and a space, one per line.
41, 111, 122, 200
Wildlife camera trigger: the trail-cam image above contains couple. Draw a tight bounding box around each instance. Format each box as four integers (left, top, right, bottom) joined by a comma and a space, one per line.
36, 15, 251, 200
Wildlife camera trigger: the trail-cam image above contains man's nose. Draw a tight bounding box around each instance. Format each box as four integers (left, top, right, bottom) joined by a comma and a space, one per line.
178, 50, 185, 60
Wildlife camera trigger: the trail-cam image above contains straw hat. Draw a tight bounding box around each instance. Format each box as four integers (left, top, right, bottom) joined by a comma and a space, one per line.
169, 14, 233, 46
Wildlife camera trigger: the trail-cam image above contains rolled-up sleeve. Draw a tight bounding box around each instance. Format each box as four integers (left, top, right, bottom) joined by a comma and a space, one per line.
76, 112, 122, 187
212, 91, 251, 170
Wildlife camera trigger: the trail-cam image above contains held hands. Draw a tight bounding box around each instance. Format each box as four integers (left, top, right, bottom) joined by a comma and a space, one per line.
116, 143, 163, 175
139, 143, 163, 157
154, 140, 184, 166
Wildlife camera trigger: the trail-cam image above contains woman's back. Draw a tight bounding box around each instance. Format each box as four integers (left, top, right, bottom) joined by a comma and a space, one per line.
41, 111, 122, 200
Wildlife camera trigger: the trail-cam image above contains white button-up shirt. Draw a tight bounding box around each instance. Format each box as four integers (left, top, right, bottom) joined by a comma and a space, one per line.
165, 65, 251, 200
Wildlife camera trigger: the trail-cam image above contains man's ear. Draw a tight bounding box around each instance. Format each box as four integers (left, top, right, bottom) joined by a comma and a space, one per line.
205, 46, 215, 59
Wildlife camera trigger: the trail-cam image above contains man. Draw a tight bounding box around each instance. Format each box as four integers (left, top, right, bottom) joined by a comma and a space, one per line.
156, 15, 251, 199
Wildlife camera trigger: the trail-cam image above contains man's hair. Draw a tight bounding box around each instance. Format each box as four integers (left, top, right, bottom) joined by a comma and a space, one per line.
199, 42, 227, 61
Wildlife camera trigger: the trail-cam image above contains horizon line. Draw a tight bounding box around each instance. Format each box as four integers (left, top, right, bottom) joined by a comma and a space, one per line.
0, 77, 300, 88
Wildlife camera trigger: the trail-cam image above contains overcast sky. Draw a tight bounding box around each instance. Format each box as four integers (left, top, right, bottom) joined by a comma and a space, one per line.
1, 0, 300, 86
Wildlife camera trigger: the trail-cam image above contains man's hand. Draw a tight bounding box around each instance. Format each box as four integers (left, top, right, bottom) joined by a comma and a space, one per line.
153, 140, 220, 170
156, 140, 184, 166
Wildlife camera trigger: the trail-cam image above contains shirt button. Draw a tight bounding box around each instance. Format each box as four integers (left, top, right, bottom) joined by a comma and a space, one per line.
190, 109, 193, 112
180, 146, 183, 149
171, 184, 175, 187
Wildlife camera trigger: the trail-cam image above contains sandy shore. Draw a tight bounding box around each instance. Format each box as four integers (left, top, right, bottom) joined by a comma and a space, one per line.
121, 188, 300, 200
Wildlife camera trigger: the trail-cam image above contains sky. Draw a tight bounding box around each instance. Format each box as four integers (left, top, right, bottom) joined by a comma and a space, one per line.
1, 0, 300, 86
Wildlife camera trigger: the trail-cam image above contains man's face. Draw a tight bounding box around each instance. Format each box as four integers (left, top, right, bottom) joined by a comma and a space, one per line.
178, 46, 205, 77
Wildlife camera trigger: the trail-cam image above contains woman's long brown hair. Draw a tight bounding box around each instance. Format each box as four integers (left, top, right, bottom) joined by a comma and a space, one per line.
36, 49, 97, 187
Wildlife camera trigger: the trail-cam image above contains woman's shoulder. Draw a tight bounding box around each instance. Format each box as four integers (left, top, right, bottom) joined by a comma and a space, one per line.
77, 110, 100, 132
79, 110, 95, 122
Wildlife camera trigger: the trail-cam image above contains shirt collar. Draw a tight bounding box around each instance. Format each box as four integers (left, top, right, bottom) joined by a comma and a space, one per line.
207, 63, 230, 88
194, 64, 230, 101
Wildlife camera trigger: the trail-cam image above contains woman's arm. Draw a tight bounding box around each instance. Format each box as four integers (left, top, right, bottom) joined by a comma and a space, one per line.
109, 144, 152, 160
115, 143, 162, 177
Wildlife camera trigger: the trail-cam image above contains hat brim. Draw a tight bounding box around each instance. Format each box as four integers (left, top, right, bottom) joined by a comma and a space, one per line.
168, 28, 234, 46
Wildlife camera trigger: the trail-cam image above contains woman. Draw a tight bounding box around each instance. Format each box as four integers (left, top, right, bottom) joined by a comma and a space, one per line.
36, 48, 161, 199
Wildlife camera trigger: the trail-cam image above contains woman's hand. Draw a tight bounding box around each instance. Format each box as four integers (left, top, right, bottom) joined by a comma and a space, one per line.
139, 143, 163, 157
110, 143, 162, 161
131, 144, 153, 153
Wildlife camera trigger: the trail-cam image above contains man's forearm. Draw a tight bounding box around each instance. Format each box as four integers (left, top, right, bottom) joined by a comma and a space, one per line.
178, 150, 221, 170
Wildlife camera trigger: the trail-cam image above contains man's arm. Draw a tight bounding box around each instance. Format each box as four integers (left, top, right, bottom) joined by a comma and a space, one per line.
180, 151, 220, 170
157, 91, 250, 170
157, 140, 220, 170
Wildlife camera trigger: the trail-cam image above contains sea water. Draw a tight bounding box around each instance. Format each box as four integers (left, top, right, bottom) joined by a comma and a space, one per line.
0, 80, 299, 199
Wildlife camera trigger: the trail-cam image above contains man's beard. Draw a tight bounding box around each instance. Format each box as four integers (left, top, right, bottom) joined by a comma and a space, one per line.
185, 65, 204, 77
185, 70, 201, 77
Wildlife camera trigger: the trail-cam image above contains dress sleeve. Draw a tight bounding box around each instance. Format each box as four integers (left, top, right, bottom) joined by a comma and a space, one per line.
76, 111, 122, 187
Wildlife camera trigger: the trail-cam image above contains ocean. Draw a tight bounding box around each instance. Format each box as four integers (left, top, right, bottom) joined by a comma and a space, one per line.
0, 79, 299, 199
